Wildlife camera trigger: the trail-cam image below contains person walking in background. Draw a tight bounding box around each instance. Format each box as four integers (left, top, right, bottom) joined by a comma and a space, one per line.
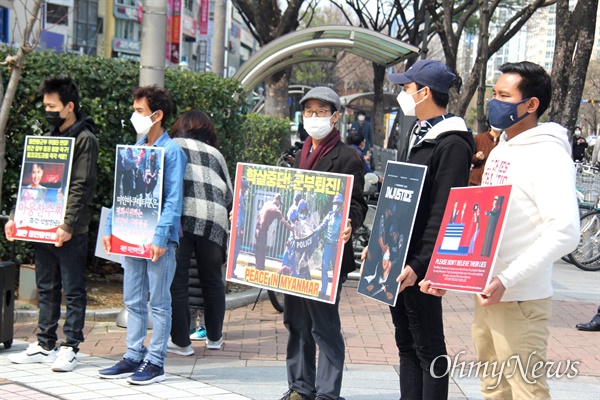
99, 85, 187, 385
572, 126, 588, 162
280, 87, 367, 400
387, 59, 474, 399
167, 110, 233, 354
469, 122, 502, 186
6, 76, 99, 372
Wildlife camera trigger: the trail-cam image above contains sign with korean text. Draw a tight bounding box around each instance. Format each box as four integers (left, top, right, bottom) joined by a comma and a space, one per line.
13, 135, 75, 243
357, 162, 427, 306
425, 185, 512, 293
227, 163, 354, 304
109, 145, 164, 259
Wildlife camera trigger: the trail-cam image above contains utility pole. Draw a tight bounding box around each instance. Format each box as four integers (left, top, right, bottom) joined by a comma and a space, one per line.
212, 0, 226, 77
139, 0, 167, 87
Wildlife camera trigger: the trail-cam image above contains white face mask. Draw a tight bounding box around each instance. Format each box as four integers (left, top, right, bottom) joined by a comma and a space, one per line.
304, 114, 335, 140
130, 111, 157, 135
396, 88, 425, 117
358, 115, 365, 122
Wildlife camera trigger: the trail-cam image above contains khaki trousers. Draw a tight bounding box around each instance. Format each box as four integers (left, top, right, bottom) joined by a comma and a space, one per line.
472, 297, 552, 400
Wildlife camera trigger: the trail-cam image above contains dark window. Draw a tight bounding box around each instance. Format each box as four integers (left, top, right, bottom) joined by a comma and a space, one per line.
46, 4, 69, 26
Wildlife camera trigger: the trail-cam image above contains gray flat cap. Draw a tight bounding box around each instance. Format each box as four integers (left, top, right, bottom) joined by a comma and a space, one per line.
300, 87, 341, 112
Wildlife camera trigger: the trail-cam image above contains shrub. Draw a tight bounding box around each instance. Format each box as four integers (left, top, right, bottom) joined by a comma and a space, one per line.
0, 51, 290, 264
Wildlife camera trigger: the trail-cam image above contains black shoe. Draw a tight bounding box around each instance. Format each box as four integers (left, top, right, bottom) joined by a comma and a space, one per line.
576, 320, 600, 331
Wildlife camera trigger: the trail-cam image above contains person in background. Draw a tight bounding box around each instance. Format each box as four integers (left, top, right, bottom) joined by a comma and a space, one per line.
6, 76, 99, 373
347, 130, 381, 193
99, 85, 186, 385
572, 126, 588, 162
350, 110, 374, 152
576, 306, 600, 331
387, 59, 474, 399
469, 122, 502, 186
280, 86, 367, 400
167, 110, 233, 354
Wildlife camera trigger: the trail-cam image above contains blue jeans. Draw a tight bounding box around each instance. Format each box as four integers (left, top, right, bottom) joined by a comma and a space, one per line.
34, 233, 88, 350
123, 242, 176, 367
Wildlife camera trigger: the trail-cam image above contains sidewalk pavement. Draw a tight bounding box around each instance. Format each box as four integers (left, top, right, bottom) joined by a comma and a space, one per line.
1, 261, 599, 400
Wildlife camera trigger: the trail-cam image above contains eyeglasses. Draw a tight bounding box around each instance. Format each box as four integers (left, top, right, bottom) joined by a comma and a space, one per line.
302, 109, 333, 118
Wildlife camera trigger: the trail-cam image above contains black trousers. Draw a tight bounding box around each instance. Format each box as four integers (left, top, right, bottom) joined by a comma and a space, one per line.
170, 233, 225, 346
389, 285, 449, 400
283, 284, 345, 400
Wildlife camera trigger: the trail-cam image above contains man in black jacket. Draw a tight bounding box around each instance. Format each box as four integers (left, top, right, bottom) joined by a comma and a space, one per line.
281, 87, 367, 400
6, 76, 99, 372
388, 60, 474, 399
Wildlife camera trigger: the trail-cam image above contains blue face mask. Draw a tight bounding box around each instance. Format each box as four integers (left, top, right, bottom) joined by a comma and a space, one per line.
487, 98, 530, 130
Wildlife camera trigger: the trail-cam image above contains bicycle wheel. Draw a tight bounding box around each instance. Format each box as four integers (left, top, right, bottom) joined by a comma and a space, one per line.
568, 210, 600, 271
268, 290, 285, 313
562, 204, 597, 263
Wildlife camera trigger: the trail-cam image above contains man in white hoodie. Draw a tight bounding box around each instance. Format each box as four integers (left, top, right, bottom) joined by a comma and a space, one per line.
424, 61, 579, 399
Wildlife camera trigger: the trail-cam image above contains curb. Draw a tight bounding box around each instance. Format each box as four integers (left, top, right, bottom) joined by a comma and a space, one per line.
13, 287, 269, 323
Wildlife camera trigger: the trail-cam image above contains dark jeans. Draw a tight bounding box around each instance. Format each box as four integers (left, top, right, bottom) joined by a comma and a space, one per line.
171, 232, 225, 346
389, 285, 448, 400
33, 233, 88, 350
283, 282, 345, 400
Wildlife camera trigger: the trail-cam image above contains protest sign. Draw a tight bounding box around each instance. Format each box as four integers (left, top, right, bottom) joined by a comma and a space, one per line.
227, 163, 353, 304
357, 162, 427, 306
109, 145, 164, 259
13, 136, 75, 243
425, 185, 512, 293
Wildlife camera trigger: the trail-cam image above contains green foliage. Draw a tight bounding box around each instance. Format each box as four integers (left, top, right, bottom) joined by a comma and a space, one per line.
240, 113, 289, 167
0, 51, 267, 263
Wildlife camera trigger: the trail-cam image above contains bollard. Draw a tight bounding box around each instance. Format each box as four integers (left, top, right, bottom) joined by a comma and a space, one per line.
0, 261, 16, 349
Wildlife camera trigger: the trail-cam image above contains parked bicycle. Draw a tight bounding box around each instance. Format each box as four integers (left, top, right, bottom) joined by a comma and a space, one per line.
569, 163, 600, 270
568, 208, 600, 271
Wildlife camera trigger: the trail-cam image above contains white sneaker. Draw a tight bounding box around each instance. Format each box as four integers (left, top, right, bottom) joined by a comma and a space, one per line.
167, 339, 194, 356
51, 346, 78, 372
8, 342, 57, 364
206, 337, 223, 350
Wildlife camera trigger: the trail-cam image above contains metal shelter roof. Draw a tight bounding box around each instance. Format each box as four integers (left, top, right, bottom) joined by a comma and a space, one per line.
232, 25, 420, 91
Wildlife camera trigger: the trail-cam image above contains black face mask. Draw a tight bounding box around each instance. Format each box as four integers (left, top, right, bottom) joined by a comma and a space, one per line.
45, 110, 66, 127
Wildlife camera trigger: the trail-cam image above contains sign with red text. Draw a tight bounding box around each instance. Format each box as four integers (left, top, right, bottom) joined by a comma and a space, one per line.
13, 136, 75, 243
109, 145, 164, 259
425, 185, 512, 293
227, 163, 354, 304
357, 162, 427, 306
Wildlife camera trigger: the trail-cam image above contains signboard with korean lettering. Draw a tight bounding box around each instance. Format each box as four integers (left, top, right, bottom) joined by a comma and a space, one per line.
227, 163, 354, 304
424, 185, 512, 293
109, 145, 164, 259
13, 135, 75, 243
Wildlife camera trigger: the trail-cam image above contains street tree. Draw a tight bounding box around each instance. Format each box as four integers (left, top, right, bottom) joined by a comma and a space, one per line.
330, 0, 426, 146
577, 61, 600, 139
426, 0, 553, 129
0, 0, 43, 208
232, 0, 314, 118
548, 0, 598, 134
